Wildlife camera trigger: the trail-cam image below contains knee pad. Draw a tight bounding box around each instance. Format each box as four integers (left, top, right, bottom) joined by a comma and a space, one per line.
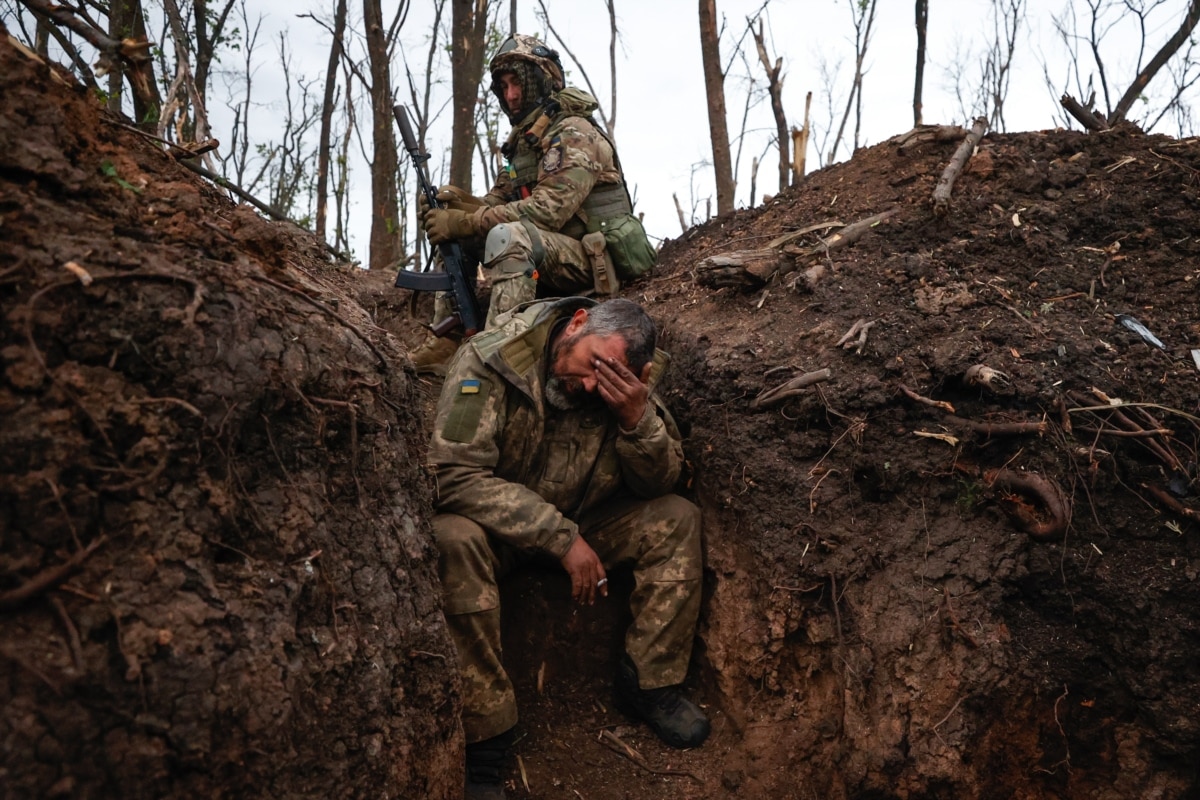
483, 221, 546, 269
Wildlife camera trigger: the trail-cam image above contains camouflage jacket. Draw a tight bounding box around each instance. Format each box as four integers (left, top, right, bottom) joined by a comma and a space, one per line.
429, 297, 684, 559
476, 89, 625, 239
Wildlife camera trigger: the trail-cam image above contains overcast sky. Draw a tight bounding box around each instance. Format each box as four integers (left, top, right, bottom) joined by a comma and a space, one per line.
238, 0, 1199, 255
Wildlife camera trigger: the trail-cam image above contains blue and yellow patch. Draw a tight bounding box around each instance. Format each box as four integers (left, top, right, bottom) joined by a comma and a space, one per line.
459, 379, 482, 394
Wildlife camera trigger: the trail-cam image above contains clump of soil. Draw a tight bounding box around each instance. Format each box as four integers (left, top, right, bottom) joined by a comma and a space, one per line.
5, 26, 1200, 800
0, 36, 459, 798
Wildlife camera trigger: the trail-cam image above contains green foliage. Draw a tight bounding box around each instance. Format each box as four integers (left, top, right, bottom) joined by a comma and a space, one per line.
100, 160, 142, 193
955, 478, 983, 513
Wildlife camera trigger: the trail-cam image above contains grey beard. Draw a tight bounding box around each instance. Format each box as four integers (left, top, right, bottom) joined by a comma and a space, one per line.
544, 377, 582, 411
544, 377, 604, 412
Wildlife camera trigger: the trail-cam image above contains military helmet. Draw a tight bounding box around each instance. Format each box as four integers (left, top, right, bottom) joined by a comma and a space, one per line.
489, 34, 565, 122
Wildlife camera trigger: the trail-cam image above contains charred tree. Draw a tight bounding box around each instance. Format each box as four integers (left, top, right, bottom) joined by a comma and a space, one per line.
914, 0, 928, 126
1110, 0, 1200, 124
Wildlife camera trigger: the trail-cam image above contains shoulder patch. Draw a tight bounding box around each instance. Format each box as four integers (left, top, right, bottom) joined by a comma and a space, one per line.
542, 137, 564, 173
442, 380, 491, 443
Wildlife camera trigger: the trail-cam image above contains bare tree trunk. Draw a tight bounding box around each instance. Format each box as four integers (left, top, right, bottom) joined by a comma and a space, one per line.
160, 0, 213, 145
107, 0, 143, 113
20, 0, 161, 125
538, 0, 618, 136
914, 0, 928, 126
607, 0, 618, 135
699, 0, 734, 215
792, 90, 811, 183
450, 0, 489, 192
829, 0, 877, 165
364, 0, 401, 269
751, 17, 788, 195
315, 0, 347, 241
192, 0, 236, 109
1111, 0, 1200, 123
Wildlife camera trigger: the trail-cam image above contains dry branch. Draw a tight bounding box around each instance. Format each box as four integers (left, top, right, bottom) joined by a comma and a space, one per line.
898, 383, 954, 413
890, 124, 969, 154
944, 415, 1046, 437
694, 209, 897, 289
931, 117, 988, 216
1141, 483, 1200, 523
1059, 95, 1110, 132
932, 117, 988, 216
598, 730, 701, 781
17, 0, 159, 116
752, 369, 832, 410
836, 318, 875, 353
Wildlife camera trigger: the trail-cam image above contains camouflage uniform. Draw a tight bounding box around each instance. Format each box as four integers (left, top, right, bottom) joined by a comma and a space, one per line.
429, 297, 702, 743
433, 35, 639, 329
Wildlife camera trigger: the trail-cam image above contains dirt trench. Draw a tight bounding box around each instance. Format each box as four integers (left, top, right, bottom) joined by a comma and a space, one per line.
5, 27, 1200, 800
0, 37, 459, 799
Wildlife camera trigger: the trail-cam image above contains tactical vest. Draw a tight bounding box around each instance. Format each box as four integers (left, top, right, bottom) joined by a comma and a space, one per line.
505, 114, 631, 237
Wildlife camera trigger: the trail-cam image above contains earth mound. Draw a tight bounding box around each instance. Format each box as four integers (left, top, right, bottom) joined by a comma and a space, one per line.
0, 35, 459, 799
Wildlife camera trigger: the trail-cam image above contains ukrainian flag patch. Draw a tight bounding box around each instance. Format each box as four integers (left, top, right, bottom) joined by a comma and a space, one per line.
459, 379, 481, 394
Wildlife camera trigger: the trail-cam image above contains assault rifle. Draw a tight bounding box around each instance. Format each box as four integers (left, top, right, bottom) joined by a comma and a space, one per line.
392, 104, 482, 337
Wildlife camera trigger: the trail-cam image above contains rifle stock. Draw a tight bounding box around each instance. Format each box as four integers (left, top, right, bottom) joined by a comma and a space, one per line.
392, 104, 483, 337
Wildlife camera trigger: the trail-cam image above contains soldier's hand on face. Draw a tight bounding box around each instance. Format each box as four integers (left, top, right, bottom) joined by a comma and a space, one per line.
560, 536, 607, 605
594, 357, 652, 430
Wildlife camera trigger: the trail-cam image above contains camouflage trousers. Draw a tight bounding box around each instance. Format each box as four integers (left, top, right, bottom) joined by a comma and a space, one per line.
433, 221, 594, 329
433, 493, 702, 743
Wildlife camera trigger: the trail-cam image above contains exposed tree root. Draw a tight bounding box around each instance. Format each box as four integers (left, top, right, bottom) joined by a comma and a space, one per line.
984, 469, 1072, 540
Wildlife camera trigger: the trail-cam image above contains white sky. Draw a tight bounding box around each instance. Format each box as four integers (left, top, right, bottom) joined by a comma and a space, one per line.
224, 0, 1200, 254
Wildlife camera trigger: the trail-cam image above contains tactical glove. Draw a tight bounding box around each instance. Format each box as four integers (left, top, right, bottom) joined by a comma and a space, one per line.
423, 207, 476, 245
435, 185, 486, 211
417, 184, 485, 217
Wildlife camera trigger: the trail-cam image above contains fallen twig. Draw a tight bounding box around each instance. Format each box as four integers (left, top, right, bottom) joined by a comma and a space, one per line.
1074, 426, 1172, 438
944, 415, 1046, 437
1059, 94, 1110, 131
1140, 483, 1200, 523
899, 384, 955, 414
932, 117, 988, 216
836, 319, 875, 353
598, 730, 702, 781
751, 368, 832, 410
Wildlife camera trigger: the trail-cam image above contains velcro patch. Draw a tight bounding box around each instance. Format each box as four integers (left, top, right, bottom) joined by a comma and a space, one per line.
443, 380, 490, 443
542, 137, 564, 172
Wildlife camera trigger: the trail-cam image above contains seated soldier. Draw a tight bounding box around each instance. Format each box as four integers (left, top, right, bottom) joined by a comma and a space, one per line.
413, 34, 654, 374
429, 297, 708, 799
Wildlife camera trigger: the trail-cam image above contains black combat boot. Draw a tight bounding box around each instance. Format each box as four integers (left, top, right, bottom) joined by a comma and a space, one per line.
465, 727, 515, 800
614, 654, 710, 749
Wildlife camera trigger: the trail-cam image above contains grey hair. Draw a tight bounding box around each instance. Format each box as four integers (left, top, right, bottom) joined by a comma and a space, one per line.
579, 298, 657, 373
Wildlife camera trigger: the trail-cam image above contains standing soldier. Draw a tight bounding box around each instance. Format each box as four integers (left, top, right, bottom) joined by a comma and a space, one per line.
429, 297, 709, 799
412, 34, 656, 374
